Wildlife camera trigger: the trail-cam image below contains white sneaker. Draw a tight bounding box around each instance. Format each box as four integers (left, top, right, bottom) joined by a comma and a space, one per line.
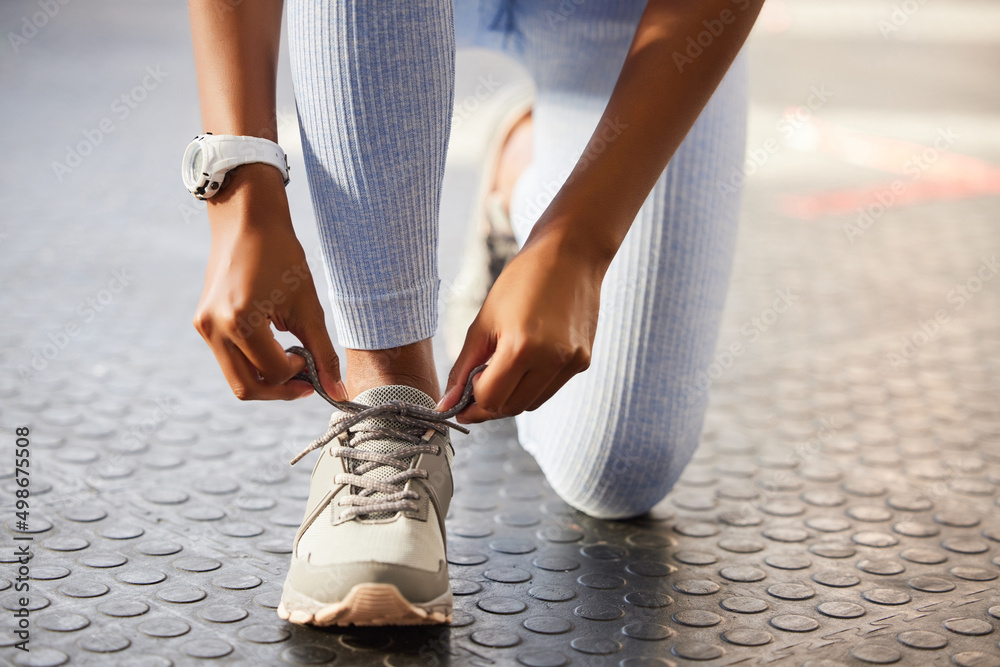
278, 384, 455, 626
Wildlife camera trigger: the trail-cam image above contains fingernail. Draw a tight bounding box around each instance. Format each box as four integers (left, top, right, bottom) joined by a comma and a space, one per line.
435, 386, 455, 410
334, 380, 349, 401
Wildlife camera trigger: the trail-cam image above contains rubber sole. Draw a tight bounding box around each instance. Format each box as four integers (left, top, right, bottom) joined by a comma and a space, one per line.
278, 581, 452, 627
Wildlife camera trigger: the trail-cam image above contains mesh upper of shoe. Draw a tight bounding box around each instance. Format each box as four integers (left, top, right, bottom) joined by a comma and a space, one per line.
295, 384, 451, 570
345, 385, 438, 520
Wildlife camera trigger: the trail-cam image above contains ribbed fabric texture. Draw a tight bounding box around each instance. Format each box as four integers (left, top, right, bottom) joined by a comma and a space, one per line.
501, 2, 749, 519
288, 0, 748, 519
287, 0, 455, 349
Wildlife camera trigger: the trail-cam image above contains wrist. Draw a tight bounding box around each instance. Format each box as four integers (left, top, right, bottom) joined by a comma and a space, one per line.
206, 163, 293, 234
201, 123, 278, 145
525, 211, 618, 276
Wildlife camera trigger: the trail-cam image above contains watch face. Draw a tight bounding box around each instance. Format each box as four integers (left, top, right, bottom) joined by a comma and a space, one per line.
185, 142, 205, 185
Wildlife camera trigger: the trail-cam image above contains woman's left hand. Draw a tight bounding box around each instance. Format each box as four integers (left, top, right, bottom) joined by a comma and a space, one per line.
437, 225, 604, 423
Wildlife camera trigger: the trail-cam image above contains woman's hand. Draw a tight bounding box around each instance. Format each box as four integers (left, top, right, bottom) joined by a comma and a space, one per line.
193, 164, 348, 402
438, 0, 765, 419
438, 224, 603, 423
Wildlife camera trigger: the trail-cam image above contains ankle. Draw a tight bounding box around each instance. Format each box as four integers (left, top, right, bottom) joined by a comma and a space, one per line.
344, 339, 440, 401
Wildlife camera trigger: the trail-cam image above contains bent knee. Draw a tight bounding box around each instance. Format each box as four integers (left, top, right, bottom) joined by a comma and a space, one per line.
517, 394, 706, 520
545, 436, 699, 521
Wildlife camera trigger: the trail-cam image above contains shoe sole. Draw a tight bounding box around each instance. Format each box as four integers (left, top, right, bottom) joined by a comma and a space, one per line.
278, 581, 452, 627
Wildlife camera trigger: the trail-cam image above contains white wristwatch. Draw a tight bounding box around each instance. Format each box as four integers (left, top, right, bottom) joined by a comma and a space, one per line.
181, 133, 290, 199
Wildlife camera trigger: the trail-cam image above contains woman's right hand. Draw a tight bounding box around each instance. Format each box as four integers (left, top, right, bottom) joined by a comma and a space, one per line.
193, 164, 348, 402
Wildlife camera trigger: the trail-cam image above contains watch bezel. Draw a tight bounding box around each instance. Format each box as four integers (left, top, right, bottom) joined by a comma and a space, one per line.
181, 135, 217, 199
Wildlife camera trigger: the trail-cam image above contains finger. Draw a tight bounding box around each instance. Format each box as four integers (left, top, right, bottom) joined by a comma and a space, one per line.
287, 304, 348, 402
455, 403, 498, 424
458, 360, 559, 423
455, 342, 527, 423
226, 340, 314, 401
229, 313, 307, 386
458, 367, 546, 424
495, 368, 559, 417
201, 328, 313, 401
525, 365, 582, 412
437, 319, 496, 411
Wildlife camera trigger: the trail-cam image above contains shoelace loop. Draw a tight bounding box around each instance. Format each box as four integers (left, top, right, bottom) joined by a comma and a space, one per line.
285, 346, 486, 519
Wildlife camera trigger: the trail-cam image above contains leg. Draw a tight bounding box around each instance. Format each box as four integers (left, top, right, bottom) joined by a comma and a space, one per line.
282, 2, 462, 627
501, 3, 749, 519
286, 0, 455, 399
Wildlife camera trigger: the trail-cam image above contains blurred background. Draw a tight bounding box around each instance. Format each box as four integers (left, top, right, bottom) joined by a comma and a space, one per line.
1, 0, 998, 384
1, 0, 999, 665
0, 0, 997, 388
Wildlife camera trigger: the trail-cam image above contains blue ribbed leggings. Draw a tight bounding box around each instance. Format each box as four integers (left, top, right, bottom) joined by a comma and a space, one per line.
287, 0, 748, 519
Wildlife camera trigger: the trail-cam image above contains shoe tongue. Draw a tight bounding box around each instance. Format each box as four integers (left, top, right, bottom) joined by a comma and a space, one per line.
352, 385, 436, 411
349, 384, 436, 459
345, 385, 436, 519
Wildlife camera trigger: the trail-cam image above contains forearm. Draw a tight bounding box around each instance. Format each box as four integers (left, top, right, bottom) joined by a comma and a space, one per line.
533, 0, 763, 269
188, 0, 288, 226
189, 0, 283, 141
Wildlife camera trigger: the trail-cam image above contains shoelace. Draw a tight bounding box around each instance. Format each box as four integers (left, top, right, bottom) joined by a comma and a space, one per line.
286, 346, 486, 520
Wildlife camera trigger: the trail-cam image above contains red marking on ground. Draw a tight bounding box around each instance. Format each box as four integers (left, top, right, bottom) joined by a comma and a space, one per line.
775, 115, 1000, 219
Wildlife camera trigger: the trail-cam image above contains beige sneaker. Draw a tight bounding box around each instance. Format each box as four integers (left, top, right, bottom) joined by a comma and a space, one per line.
278, 384, 455, 626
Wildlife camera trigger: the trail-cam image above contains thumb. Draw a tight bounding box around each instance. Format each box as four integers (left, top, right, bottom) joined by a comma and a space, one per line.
289, 311, 348, 402
437, 318, 495, 411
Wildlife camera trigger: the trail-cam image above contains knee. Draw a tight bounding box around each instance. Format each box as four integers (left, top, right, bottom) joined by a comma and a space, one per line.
516, 379, 707, 521
572, 452, 678, 520
543, 429, 700, 521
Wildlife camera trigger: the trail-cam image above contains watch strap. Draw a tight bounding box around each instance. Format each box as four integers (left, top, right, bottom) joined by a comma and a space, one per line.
211, 135, 289, 184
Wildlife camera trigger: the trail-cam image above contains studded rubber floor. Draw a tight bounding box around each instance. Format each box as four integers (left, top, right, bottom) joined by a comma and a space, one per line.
3, 1, 1000, 666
